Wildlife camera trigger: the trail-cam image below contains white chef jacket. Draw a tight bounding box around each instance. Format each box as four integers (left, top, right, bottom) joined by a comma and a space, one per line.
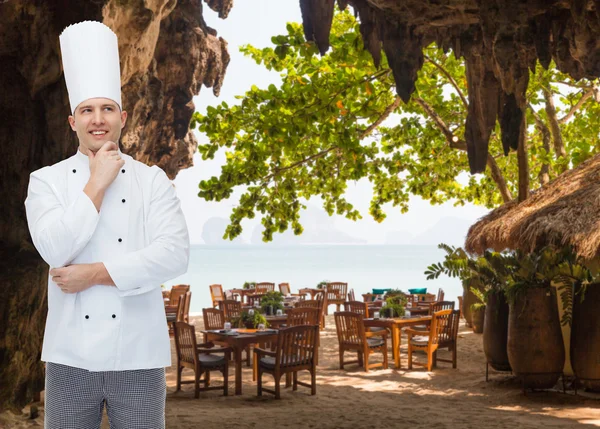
24, 149, 190, 371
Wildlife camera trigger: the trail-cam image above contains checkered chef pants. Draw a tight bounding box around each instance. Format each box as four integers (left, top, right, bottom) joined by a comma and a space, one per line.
45, 362, 166, 429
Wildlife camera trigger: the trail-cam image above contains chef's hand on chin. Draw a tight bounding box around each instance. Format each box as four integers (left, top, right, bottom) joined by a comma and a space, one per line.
88, 141, 125, 190
50, 264, 95, 294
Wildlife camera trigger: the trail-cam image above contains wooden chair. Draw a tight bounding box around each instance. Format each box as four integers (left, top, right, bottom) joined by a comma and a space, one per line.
434, 309, 460, 369
278, 283, 304, 298
348, 289, 356, 301
284, 306, 321, 368
296, 298, 326, 330
246, 293, 265, 308
334, 311, 388, 372
436, 288, 445, 301
429, 300, 455, 315
203, 307, 251, 365
344, 301, 369, 317
256, 282, 275, 293
166, 291, 191, 336
417, 293, 437, 304
286, 307, 321, 327
220, 300, 242, 323
167, 284, 189, 307
325, 282, 347, 314
173, 321, 231, 398
255, 324, 319, 399
202, 308, 225, 341
209, 284, 224, 308
413, 300, 454, 331
406, 309, 454, 371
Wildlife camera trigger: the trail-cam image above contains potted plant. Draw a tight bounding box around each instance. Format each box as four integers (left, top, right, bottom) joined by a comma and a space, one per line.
504, 247, 570, 389
470, 288, 485, 334
260, 291, 284, 315
243, 281, 256, 290
316, 280, 328, 289
379, 294, 407, 318
426, 244, 516, 371
232, 311, 268, 329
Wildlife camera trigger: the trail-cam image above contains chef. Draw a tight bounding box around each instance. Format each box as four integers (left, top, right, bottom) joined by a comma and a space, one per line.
24, 21, 190, 429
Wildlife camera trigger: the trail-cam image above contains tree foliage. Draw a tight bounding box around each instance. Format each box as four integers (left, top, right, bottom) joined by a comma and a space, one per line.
192, 9, 599, 242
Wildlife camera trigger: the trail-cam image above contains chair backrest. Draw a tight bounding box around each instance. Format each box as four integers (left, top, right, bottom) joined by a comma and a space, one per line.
256, 282, 275, 293
334, 311, 366, 346
348, 289, 356, 301
429, 309, 453, 345
296, 299, 320, 309
429, 300, 455, 315
327, 282, 348, 302
170, 284, 190, 307
344, 301, 369, 317
209, 284, 224, 307
286, 307, 320, 326
436, 288, 445, 301
438, 309, 460, 347
279, 283, 291, 295
406, 294, 419, 305
180, 291, 192, 323
221, 300, 242, 322
274, 325, 319, 369
203, 307, 225, 330
422, 293, 436, 302
173, 321, 198, 368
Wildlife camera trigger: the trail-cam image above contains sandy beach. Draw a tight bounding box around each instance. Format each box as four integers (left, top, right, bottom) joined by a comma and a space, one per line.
2, 314, 599, 429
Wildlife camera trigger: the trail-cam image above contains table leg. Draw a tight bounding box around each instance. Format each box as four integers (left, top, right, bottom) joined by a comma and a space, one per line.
234, 347, 243, 395
393, 326, 401, 369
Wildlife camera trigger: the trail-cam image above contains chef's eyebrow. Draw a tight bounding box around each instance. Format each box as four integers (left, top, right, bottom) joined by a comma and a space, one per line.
78, 103, 117, 111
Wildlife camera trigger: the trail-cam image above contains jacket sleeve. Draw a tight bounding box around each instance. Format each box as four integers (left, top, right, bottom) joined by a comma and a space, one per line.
102, 167, 190, 294
25, 169, 100, 268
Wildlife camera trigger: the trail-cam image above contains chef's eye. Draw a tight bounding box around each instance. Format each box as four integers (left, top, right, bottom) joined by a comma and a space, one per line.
81, 108, 91, 113
104, 107, 114, 112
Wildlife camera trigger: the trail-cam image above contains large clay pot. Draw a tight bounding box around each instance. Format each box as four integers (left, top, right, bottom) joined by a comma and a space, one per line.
508, 287, 565, 389
483, 291, 511, 371
462, 287, 477, 327
571, 283, 600, 391
471, 306, 485, 333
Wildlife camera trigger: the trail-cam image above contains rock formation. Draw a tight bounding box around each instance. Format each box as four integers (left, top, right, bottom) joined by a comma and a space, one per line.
299, 0, 600, 174
0, 0, 231, 411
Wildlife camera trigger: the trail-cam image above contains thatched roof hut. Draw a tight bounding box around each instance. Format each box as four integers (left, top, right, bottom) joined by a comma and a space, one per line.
465, 153, 600, 260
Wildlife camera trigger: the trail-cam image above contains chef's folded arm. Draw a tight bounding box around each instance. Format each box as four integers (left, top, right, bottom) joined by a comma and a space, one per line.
102, 168, 190, 294
25, 171, 100, 268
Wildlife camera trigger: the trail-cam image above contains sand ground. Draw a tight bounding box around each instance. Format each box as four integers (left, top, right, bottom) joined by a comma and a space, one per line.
2, 313, 599, 429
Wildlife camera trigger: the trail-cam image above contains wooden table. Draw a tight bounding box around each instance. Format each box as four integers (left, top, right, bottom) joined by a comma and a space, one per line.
297, 288, 324, 300
363, 316, 431, 369
227, 288, 251, 303
203, 329, 279, 395
407, 306, 430, 316
265, 315, 287, 328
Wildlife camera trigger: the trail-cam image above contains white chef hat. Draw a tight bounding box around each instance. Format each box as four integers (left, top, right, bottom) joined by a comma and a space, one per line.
59, 21, 122, 114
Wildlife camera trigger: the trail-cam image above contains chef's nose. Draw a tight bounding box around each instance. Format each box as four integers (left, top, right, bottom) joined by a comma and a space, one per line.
91, 108, 105, 125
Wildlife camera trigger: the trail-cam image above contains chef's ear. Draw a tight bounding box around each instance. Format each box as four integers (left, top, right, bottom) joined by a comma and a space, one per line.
120, 110, 127, 129
68, 115, 76, 131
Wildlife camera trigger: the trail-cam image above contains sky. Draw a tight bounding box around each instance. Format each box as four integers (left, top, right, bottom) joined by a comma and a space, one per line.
172, 1, 490, 245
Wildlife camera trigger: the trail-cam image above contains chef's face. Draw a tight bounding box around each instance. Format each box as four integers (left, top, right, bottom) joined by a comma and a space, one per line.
68, 98, 127, 154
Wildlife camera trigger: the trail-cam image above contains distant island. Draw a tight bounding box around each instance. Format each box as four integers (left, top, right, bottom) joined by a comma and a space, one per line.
199, 214, 475, 246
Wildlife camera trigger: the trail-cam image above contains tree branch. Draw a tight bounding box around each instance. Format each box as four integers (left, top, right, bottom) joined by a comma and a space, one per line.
528, 103, 551, 186
542, 87, 567, 166
558, 88, 595, 124
424, 55, 468, 109
414, 97, 512, 203
359, 96, 401, 139
263, 96, 401, 183
517, 114, 530, 202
